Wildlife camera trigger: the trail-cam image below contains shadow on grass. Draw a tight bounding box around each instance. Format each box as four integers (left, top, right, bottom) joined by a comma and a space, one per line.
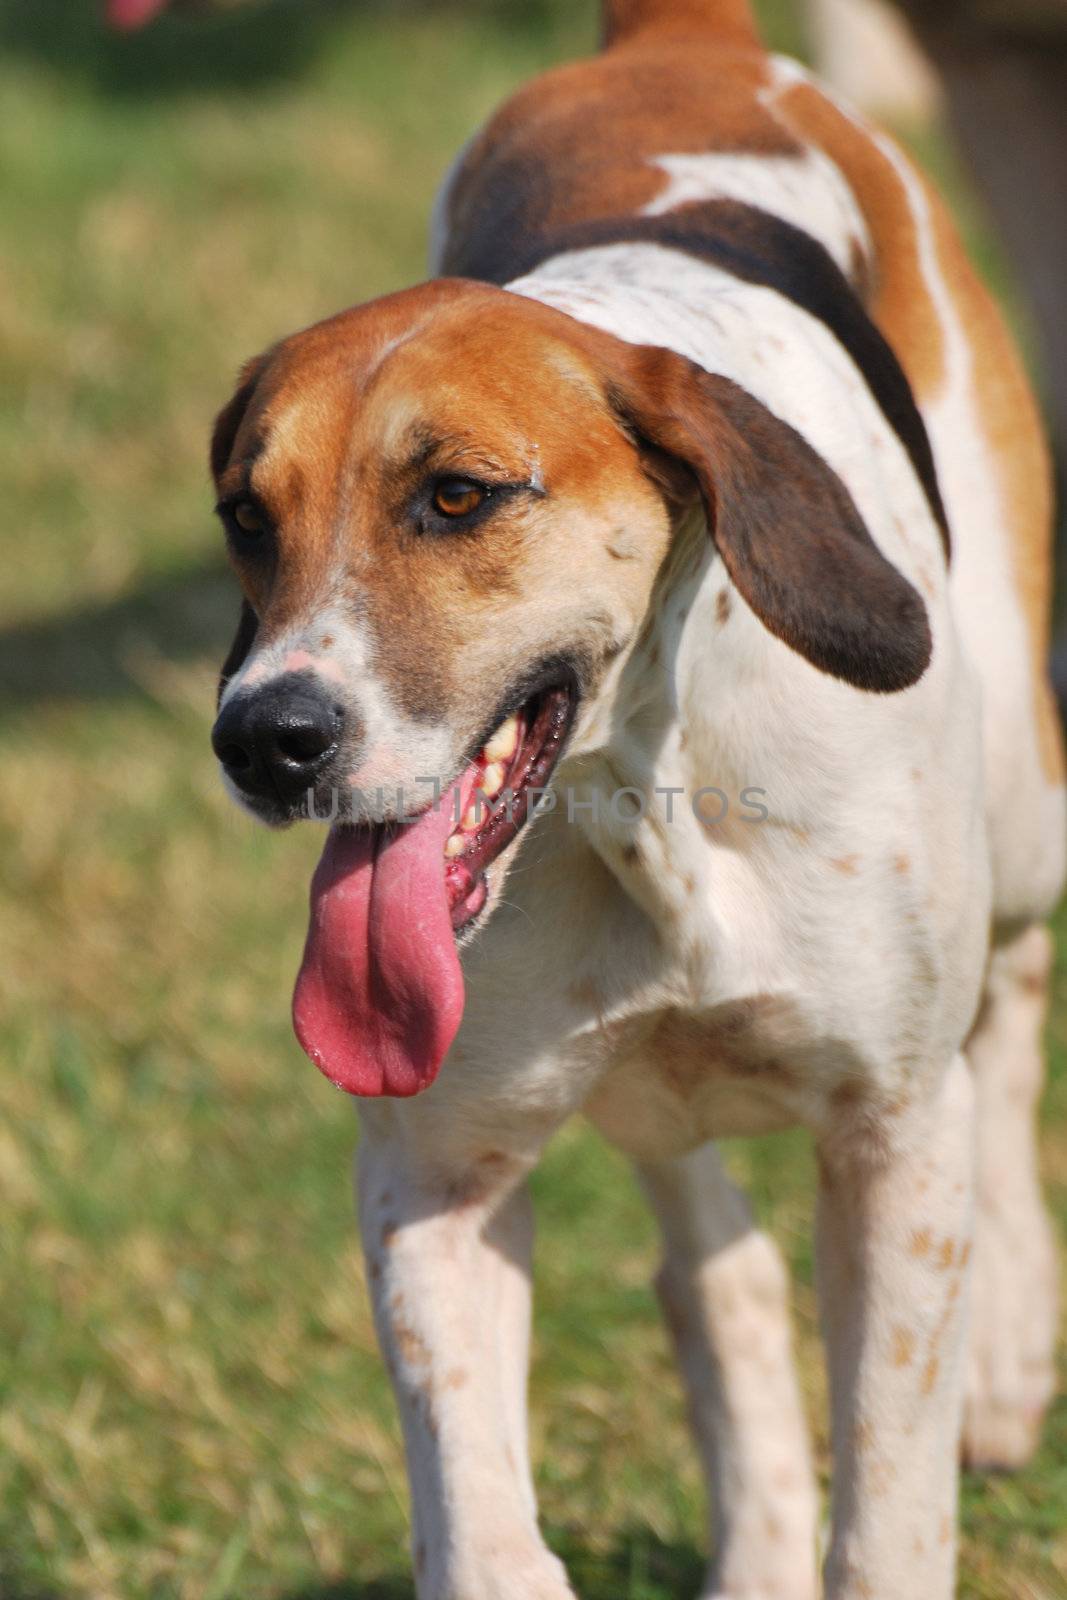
0, 556, 237, 712
0, 0, 352, 101
0, 1564, 64, 1600
278, 1527, 705, 1600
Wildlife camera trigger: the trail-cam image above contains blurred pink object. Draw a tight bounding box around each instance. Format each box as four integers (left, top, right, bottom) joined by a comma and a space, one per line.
106, 0, 171, 29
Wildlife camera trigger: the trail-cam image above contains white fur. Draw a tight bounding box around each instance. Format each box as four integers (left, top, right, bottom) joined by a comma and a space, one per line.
642, 148, 872, 279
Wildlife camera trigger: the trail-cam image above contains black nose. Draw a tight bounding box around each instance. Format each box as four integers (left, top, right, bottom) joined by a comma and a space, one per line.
211, 674, 343, 803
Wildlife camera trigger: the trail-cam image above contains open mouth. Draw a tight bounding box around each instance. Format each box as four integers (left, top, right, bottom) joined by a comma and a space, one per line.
291, 672, 578, 1100
443, 680, 577, 932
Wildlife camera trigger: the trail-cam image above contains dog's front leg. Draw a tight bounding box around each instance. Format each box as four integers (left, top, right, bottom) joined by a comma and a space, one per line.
356, 1105, 574, 1600
817, 1054, 975, 1600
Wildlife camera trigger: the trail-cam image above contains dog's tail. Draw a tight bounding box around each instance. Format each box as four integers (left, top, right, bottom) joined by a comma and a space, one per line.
602, 0, 762, 49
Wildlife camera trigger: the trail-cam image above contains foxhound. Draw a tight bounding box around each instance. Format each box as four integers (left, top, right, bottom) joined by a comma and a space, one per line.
208, 2, 1066, 1595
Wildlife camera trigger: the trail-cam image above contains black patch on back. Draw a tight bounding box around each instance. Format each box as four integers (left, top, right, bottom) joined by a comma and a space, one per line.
448, 197, 950, 559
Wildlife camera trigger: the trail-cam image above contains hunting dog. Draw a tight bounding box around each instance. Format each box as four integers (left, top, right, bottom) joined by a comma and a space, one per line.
208, 2, 1066, 1594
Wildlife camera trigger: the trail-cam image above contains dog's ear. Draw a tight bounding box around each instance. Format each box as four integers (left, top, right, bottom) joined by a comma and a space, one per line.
602, 342, 932, 692
211, 356, 269, 705
210, 353, 268, 479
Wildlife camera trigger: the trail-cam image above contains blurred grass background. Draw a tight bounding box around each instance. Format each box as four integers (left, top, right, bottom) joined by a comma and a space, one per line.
0, 1, 1063, 1596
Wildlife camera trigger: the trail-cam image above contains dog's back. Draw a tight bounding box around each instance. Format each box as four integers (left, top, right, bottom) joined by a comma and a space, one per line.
435, 0, 1066, 930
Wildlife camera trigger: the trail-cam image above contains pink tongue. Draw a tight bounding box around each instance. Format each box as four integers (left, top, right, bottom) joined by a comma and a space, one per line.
292, 784, 467, 1097
106, 0, 171, 29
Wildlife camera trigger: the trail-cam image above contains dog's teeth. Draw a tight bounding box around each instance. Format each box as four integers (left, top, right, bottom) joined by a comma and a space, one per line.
444, 833, 465, 858
484, 715, 520, 763
462, 802, 482, 832
482, 762, 505, 797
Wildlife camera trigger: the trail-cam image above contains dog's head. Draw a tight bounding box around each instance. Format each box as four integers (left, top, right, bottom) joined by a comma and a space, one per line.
209, 277, 929, 1097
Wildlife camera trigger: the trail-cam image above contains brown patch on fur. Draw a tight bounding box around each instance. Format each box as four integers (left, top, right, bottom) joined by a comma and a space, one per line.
715, 588, 732, 625
937, 1237, 957, 1271
772, 81, 945, 398
930, 194, 1064, 781
852, 1417, 875, 1454
443, 1367, 468, 1390
921, 1355, 940, 1395
831, 854, 859, 875
892, 853, 910, 875
653, 994, 803, 1097
910, 1228, 933, 1258
603, 0, 760, 50
393, 1318, 430, 1369
444, 46, 795, 285
891, 1325, 916, 1367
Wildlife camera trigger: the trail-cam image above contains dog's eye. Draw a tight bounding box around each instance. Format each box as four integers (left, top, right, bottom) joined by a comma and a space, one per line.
232, 500, 266, 536
432, 478, 486, 518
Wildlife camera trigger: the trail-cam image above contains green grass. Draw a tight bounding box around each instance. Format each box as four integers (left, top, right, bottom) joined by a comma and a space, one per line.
0, 2, 1064, 1596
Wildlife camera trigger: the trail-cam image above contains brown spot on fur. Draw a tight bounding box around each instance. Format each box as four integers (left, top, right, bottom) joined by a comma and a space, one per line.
715, 588, 732, 624
891, 1325, 916, 1367
393, 1319, 430, 1369
910, 1228, 932, 1257
380, 1221, 399, 1249
892, 853, 910, 875
319, 634, 334, 649
921, 1355, 940, 1395
622, 842, 640, 865
852, 1418, 875, 1454
937, 1238, 957, 1271
443, 1367, 468, 1390
939, 1515, 952, 1546
831, 853, 859, 875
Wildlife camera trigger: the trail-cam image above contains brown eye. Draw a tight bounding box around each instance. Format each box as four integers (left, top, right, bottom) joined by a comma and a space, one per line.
233, 500, 265, 535
432, 478, 485, 518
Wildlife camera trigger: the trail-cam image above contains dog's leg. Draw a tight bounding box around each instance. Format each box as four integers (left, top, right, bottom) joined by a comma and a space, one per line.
637, 1143, 819, 1600
357, 1108, 574, 1600
962, 922, 1059, 1469
817, 1054, 975, 1600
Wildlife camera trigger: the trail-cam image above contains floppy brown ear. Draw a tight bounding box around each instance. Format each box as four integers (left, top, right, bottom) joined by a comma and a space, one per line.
210, 353, 268, 479
603, 342, 933, 692
211, 355, 269, 704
